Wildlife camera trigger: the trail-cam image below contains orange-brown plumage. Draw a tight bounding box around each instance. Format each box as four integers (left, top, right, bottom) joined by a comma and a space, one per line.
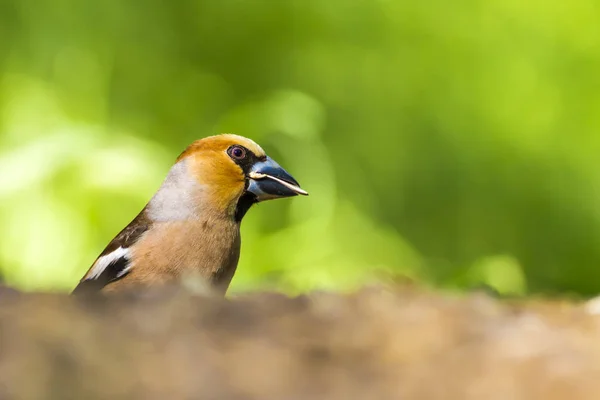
72, 133, 307, 295
177, 134, 266, 162
179, 134, 268, 216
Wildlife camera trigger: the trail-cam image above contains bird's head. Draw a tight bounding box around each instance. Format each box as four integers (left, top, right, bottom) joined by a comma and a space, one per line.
149, 134, 307, 222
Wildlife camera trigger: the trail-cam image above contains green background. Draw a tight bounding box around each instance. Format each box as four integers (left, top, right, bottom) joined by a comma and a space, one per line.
1, 0, 599, 296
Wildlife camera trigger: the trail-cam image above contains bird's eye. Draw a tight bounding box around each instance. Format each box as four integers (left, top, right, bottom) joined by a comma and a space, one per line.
228, 145, 247, 160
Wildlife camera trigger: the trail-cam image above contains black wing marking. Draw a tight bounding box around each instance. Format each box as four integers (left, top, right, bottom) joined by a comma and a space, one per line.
71, 256, 130, 295
97, 208, 152, 258
71, 208, 151, 295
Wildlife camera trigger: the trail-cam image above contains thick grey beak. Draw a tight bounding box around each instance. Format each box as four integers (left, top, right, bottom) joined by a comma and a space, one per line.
247, 156, 308, 201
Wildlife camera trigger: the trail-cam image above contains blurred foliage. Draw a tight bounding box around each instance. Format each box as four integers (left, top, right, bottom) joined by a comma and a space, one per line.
1, 0, 600, 296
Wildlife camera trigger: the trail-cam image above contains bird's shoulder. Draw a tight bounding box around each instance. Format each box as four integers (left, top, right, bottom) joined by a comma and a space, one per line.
72, 208, 152, 295
98, 210, 151, 257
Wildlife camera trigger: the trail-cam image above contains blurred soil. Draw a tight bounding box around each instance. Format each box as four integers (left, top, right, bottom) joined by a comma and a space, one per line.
1, 284, 600, 400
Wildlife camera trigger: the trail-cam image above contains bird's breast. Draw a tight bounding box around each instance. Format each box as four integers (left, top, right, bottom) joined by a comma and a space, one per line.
127, 219, 241, 288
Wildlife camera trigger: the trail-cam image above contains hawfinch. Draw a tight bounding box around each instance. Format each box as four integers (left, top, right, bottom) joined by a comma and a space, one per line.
72, 134, 307, 295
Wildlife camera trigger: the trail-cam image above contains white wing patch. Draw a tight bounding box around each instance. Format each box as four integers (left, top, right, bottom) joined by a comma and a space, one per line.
86, 247, 131, 280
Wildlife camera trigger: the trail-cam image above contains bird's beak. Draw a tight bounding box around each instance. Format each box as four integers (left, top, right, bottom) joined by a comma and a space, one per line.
247, 156, 308, 201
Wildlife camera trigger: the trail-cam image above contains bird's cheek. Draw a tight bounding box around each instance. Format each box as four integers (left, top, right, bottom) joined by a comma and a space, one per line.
210, 181, 246, 212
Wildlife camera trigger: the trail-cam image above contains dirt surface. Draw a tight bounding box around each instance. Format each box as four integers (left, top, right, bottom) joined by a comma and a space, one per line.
1, 284, 599, 400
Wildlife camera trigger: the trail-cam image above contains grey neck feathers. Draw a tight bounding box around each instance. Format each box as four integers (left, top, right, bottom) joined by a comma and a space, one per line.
147, 159, 203, 222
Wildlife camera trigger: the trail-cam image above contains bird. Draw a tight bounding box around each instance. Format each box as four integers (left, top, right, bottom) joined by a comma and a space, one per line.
72, 134, 308, 295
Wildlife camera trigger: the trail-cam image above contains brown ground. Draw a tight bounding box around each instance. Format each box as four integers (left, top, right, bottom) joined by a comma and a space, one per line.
1, 284, 600, 400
